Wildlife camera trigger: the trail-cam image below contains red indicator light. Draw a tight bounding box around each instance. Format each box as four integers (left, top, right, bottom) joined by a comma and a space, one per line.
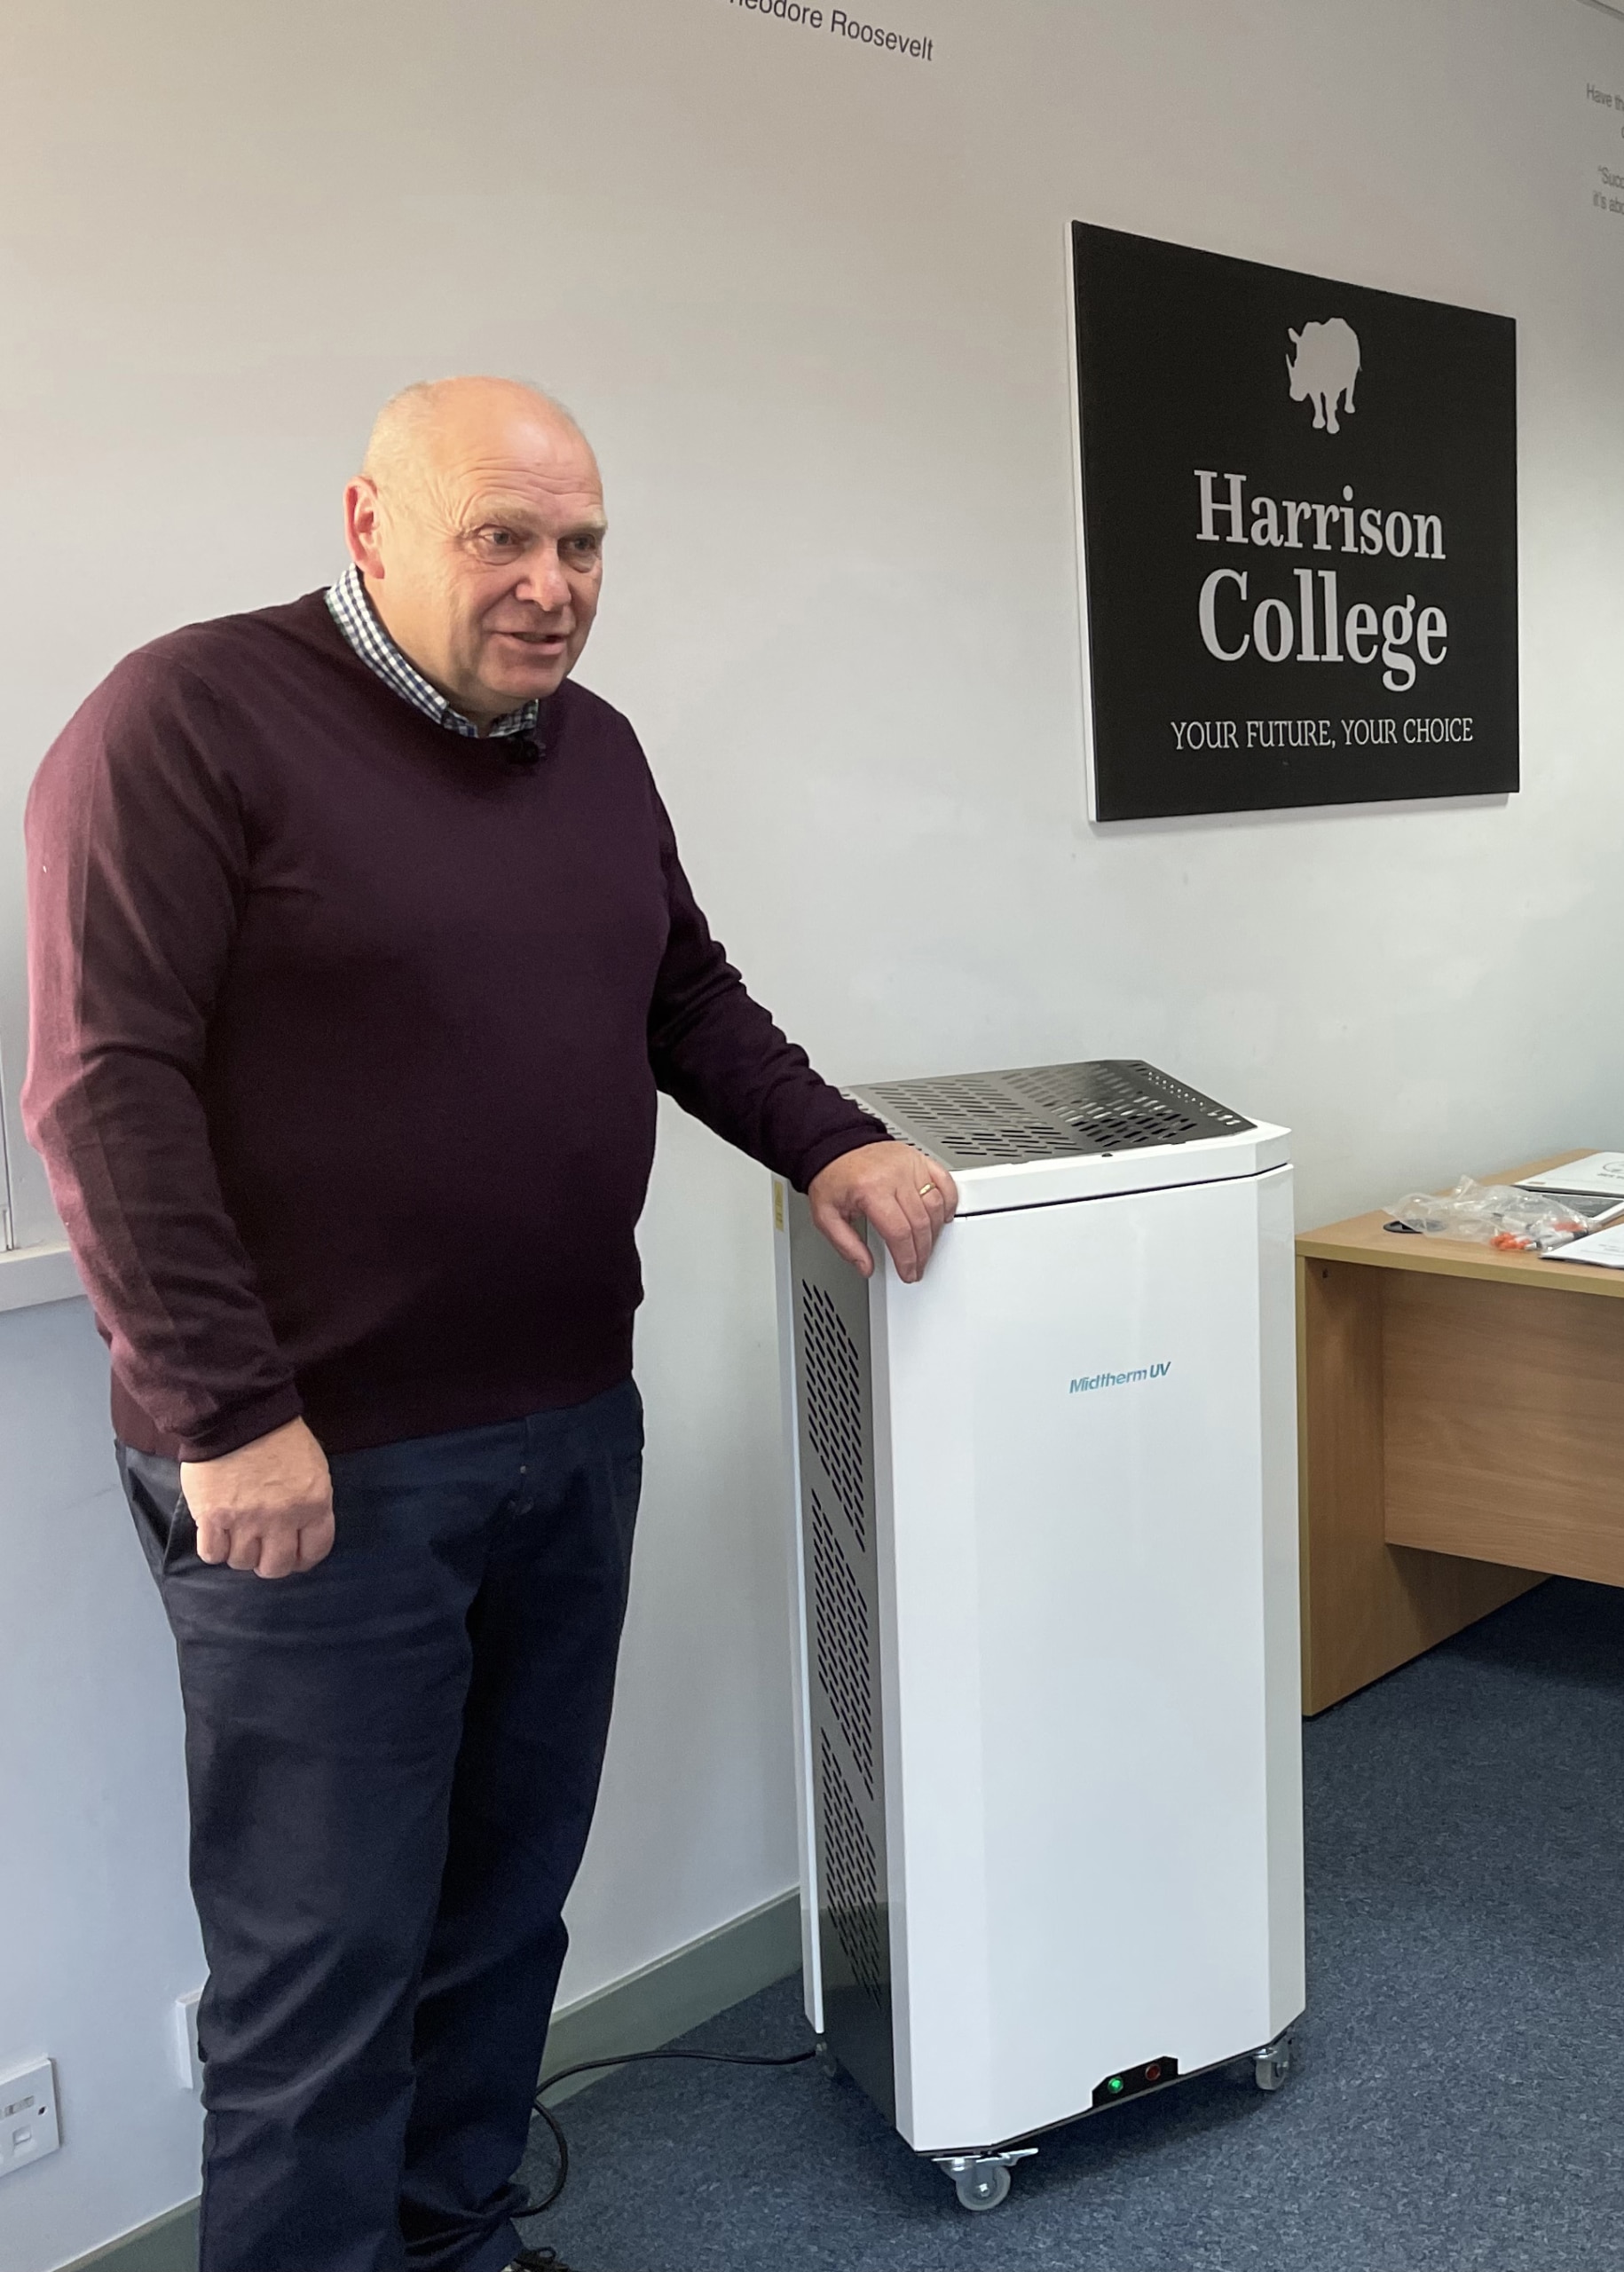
1146, 2063, 1162, 2081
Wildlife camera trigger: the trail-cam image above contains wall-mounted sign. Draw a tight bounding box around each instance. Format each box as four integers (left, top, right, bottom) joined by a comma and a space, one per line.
1069, 224, 1518, 821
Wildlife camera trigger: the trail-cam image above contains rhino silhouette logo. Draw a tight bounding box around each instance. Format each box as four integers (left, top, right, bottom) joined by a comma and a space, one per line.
1286, 317, 1360, 435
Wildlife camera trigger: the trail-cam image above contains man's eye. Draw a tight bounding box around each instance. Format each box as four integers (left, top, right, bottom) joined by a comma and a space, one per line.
478, 529, 518, 550
565, 537, 602, 560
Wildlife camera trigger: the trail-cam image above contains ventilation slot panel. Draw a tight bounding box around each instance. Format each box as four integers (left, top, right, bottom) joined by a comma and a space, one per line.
812, 1493, 876, 1798
820, 1730, 886, 2011
800, 1282, 868, 1550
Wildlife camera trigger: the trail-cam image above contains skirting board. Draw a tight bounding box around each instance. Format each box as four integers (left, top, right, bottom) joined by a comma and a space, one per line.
62, 1889, 801, 2272
538, 1886, 801, 2106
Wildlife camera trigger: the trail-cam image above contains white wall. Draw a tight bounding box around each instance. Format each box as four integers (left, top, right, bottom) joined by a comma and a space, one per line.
3, 1, 1623, 2260
0, 1300, 202, 2267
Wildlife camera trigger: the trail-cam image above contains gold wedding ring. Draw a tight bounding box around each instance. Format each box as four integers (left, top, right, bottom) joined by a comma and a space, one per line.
918, 1183, 937, 1198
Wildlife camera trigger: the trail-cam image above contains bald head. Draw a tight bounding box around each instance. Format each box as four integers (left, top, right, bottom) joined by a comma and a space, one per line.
361, 376, 588, 496
343, 375, 606, 725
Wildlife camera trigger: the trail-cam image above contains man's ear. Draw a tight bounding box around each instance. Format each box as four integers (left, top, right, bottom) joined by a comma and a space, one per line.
343, 477, 386, 580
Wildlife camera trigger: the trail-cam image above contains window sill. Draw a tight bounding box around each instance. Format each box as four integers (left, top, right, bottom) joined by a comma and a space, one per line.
0, 1241, 84, 1314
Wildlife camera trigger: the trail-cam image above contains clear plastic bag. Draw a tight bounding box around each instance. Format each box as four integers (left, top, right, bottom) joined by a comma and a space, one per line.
1387, 1175, 1589, 1254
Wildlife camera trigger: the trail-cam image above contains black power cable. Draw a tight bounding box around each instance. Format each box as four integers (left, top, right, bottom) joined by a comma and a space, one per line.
514, 2045, 818, 2221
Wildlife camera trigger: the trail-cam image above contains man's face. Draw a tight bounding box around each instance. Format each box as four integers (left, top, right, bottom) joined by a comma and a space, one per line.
347, 406, 606, 724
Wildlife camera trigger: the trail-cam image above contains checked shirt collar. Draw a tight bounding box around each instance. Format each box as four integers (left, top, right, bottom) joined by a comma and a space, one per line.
326, 564, 541, 740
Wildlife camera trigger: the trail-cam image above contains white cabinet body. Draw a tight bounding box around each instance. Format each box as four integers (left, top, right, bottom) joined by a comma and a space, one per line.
776, 1061, 1304, 2159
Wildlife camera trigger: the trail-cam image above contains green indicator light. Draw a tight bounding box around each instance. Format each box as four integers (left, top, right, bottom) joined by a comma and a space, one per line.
1108, 2077, 1124, 2094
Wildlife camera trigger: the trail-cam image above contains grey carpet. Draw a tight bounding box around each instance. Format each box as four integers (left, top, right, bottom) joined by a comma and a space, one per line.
516, 1577, 1624, 2270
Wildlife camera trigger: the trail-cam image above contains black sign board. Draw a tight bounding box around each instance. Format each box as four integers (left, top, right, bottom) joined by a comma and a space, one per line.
1070, 224, 1518, 821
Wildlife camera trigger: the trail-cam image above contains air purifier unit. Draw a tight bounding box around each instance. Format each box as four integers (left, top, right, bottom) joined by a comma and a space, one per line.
773, 1060, 1304, 2213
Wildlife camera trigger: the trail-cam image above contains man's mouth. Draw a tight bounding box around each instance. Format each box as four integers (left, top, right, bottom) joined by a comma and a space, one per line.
496, 628, 569, 650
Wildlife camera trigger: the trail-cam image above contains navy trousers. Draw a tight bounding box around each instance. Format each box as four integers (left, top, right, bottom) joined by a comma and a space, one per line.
120, 1380, 644, 2272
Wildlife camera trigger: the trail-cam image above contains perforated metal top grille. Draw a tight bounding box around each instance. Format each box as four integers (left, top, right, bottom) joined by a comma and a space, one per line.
855, 1059, 1252, 1169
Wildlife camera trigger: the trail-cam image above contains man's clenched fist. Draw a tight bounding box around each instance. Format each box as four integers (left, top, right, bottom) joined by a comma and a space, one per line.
183, 1416, 335, 1581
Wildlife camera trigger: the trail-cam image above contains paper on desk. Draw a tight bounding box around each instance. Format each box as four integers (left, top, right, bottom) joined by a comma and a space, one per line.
1548, 1224, 1624, 1268
1518, 1153, 1624, 1197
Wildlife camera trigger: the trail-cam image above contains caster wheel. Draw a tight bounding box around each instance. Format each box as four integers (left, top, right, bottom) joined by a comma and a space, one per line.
1254, 2037, 1291, 2093
955, 2160, 1013, 2213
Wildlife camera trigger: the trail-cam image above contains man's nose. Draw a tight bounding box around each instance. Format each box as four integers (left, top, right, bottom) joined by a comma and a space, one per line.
516, 544, 572, 613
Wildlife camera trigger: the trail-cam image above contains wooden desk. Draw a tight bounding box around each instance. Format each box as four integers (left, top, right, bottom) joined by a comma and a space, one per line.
1297, 1152, 1624, 1713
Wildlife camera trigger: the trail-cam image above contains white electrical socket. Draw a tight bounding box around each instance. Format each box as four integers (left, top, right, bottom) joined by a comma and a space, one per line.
0, 2059, 60, 2177
173, 1992, 203, 2094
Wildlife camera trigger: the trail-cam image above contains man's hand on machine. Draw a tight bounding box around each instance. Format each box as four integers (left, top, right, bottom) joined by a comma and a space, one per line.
183, 1416, 336, 1581
808, 1141, 959, 1284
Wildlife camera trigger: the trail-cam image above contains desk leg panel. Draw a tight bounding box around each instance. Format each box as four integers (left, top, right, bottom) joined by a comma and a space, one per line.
1384, 1269, 1624, 1584
1300, 1259, 1541, 1713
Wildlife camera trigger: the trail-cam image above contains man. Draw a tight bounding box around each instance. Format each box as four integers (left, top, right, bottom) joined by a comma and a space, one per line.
23, 377, 955, 2272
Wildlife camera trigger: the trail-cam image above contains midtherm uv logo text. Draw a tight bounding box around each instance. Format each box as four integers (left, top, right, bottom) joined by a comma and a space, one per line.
1070, 1362, 1173, 1394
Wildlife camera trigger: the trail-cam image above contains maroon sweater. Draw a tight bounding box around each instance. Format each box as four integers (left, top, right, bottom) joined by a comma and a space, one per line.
24, 593, 883, 1461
